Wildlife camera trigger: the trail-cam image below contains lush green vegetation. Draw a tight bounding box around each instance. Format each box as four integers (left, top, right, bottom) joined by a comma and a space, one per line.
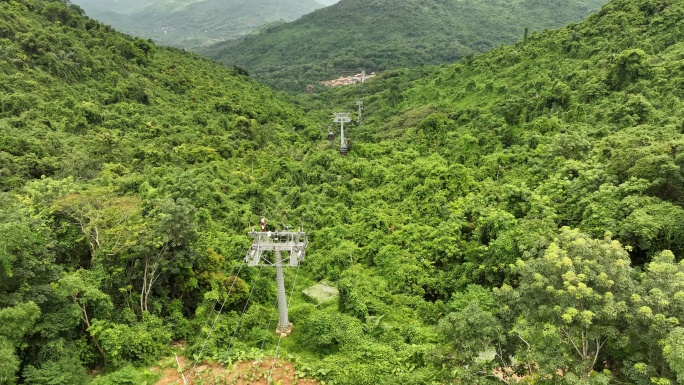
202, 0, 607, 92
3, 0, 684, 384
0, 0, 310, 382
70, 0, 328, 49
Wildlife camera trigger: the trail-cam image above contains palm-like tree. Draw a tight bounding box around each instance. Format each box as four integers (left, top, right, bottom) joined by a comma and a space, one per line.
43, 50, 80, 80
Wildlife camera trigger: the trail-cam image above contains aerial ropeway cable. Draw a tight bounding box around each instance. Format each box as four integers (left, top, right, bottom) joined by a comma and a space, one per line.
222, 265, 265, 362
190, 260, 246, 370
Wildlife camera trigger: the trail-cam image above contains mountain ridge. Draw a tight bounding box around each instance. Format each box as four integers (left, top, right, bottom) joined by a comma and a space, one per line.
203, 0, 607, 91
69, 0, 328, 48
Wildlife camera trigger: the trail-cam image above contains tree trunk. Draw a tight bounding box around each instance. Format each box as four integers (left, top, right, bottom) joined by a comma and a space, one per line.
73, 295, 107, 365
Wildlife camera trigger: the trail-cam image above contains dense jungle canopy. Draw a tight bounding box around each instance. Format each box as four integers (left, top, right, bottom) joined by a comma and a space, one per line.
1, 0, 684, 384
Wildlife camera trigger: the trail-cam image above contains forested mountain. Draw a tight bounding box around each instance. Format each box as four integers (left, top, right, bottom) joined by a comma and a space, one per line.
3, 0, 684, 384
0, 0, 310, 383
69, 0, 328, 49
203, 0, 608, 91
299, 0, 684, 382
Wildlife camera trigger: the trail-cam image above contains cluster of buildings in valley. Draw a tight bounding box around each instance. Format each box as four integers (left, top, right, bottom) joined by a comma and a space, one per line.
320, 71, 377, 87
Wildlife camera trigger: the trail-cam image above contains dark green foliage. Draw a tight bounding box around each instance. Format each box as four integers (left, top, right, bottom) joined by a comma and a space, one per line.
0, 302, 41, 384
87, 365, 158, 385
89, 314, 172, 367
22, 353, 89, 385
296, 306, 364, 353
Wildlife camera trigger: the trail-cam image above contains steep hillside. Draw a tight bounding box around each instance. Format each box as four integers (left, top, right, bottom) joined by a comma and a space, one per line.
70, 0, 326, 49
204, 0, 607, 91
0, 0, 310, 382
292, 0, 684, 381
3, 0, 684, 384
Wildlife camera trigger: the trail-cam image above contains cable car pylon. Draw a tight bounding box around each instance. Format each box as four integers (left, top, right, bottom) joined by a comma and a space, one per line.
333, 112, 352, 155
355, 100, 363, 126
244, 219, 308, 337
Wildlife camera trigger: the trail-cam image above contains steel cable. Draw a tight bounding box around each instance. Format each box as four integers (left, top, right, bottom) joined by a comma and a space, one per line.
191, 260, 245, 370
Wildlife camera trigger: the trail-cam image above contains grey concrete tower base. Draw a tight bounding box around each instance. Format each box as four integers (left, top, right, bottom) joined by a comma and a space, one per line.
275, 250, 293, 337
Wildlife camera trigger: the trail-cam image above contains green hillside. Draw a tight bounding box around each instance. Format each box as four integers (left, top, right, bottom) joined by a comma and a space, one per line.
0, 0, 309, 382
3, 0, 684, 384
297, 0, 684, 381
203, 0, 607, 91
69, 0, 327, 49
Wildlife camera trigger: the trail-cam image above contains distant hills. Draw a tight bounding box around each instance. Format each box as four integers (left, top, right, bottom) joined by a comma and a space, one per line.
202, 0, 608, 91
70, 0, 336, 49
70, 0, 157, 15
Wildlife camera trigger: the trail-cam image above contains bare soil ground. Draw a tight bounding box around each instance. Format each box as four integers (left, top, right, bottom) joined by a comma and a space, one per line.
153, 356, 320, 385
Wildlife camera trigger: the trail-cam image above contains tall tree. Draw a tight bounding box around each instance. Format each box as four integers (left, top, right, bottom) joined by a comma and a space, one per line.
497, 227, 632, 382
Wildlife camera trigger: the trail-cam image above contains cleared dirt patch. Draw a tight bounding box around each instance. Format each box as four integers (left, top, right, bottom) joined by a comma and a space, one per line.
153, 356, 319, 385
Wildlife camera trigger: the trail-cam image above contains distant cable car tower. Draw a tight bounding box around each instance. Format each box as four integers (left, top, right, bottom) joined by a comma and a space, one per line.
333, 112, 352, 155
355, 100, 363, 126
244, 222, 308, 337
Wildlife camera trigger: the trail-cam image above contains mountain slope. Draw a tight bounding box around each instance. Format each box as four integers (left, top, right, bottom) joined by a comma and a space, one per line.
204, 0, 607, 91
295, 0, 684, 381
311, 0, 684, 273
70, 0, 326, 49
0, 0, 310, 381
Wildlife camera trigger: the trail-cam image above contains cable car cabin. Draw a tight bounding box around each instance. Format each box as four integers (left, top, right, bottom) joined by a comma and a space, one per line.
327, 131, 335, 141
244, 230, 308, 267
